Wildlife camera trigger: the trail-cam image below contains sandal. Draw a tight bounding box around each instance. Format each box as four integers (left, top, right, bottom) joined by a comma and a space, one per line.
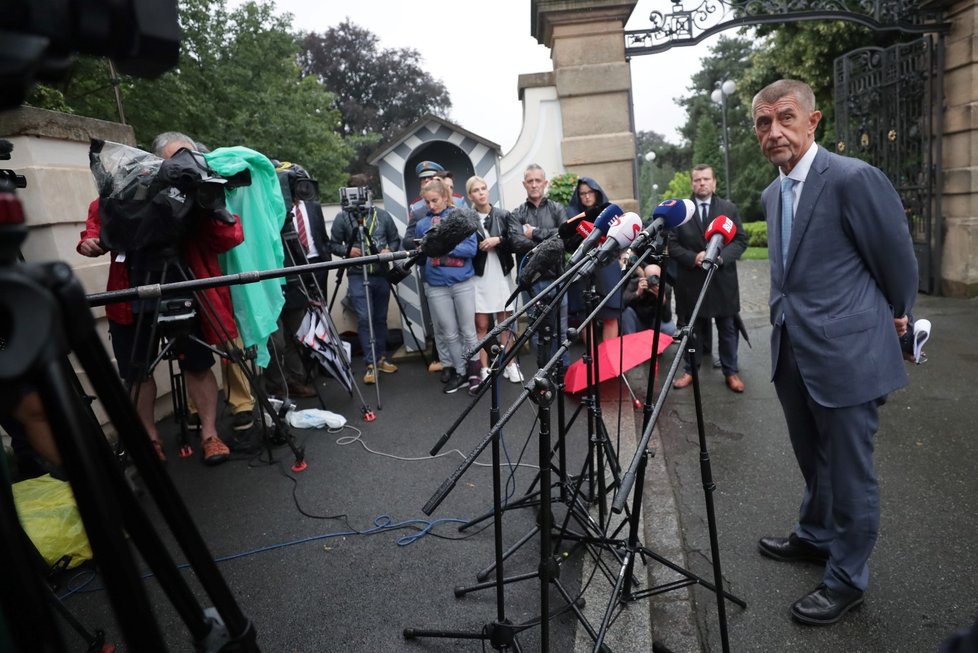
151, 439, 167, 462
201, 436, 230, 466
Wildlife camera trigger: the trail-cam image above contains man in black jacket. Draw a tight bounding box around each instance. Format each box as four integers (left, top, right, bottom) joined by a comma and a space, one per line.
669, 164, 748, 393
330, 174, 402, 384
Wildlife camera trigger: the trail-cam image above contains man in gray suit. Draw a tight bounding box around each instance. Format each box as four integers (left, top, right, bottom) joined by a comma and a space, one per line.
752, 79, 917, 625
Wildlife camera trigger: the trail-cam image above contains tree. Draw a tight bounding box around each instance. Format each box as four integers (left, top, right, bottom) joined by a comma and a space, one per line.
26, 0, 351, 190
635, 130, 681, 216
298, 20, 452, 190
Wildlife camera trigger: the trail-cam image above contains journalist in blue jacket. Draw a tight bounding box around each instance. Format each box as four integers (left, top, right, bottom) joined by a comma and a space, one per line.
752, 79, 918, 626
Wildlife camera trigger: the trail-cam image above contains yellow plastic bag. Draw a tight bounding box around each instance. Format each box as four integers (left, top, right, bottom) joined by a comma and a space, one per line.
12, 474, 93, 570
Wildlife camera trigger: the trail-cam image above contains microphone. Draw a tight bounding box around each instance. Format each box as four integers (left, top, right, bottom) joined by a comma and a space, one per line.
578, 211, 643, 277
630, 198, 696, 254
505, 235, 566, 307
702, 215, 737, 270
419, 207, 479, 257
567, 202, 623, 266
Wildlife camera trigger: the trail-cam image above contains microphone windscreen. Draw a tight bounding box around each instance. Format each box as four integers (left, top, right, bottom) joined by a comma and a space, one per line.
517, 235, 565, 288
420, 207, 479, 257
652, 198, 696, 229
705, 215, 737, 245
592, 203, 623, 233
607, 211, 643, 248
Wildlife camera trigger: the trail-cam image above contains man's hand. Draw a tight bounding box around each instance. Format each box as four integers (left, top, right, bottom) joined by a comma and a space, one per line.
349, 246, 363, 258
523, 224, 535, 239
694, 250, 706, 267
78, 238, 106, 257
894, 315, 909, 337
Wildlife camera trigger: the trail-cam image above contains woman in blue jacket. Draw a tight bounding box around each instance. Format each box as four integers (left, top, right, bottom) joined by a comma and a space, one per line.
416, 179, 480, 394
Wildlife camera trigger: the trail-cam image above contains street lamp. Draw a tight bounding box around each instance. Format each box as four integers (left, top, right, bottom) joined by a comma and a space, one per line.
711, 79, 736, 199
644, 150, 657, 206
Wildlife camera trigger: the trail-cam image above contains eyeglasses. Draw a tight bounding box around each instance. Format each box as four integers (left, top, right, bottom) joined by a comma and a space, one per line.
579, 190, 595, 197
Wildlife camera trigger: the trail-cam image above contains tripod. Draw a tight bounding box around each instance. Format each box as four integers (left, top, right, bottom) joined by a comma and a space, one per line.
0, 175, 259, 652
591, 250, 747, 653
350, 203, 384, 409
125, 251, 306, 470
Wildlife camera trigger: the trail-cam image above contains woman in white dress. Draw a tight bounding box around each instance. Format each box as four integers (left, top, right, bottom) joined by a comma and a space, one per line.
465, 176, 524, 394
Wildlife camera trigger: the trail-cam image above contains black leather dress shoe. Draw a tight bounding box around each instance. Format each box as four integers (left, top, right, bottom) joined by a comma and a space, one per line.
791, 584, 864, 625
758, 534, 829, 564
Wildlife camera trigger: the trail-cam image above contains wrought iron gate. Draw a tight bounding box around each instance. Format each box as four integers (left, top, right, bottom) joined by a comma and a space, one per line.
833, 36, 943, 294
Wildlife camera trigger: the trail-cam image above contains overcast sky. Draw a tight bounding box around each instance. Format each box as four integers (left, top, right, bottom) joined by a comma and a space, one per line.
271, 0, 721, 152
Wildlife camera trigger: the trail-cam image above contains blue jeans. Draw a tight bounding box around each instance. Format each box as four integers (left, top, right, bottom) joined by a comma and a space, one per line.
348, 274, 390, 365
621, 306, 677, 338
425, 277, 478, 374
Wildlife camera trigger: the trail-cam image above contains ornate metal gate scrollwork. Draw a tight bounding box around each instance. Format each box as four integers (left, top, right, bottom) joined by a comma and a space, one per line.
834, 37, 941, 293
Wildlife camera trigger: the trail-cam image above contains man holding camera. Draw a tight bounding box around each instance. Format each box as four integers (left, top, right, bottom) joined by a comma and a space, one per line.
330, 174, 402, 384
77, 132, 243, 465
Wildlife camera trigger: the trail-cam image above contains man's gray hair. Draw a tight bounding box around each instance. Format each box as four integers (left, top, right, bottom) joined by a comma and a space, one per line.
751, 79, 817, 116
524, 163, 546, 179
152, 131, 196, 157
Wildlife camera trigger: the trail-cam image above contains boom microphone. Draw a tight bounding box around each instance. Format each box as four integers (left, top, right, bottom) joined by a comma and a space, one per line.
505, 235, 565, 307
420, 207, 479, 257
630, 198, 696, 253
568, 202, 623, 266
702, 215, 737, 270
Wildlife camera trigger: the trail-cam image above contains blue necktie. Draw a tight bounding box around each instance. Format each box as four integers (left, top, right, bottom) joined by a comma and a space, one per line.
780, 177, 796, 263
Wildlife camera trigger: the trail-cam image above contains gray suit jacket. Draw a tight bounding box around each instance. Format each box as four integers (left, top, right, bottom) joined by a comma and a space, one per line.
762, 146, 918, 408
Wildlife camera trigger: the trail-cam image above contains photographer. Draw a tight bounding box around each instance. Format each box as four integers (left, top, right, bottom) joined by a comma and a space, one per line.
77, 133, 243, 465
329, 174, 401, 384
621, 263, 676, 337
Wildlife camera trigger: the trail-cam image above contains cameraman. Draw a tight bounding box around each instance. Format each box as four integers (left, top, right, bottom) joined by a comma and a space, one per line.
77, 132, 243, 465
329, 174, 401, 384
621, 263, 676, 337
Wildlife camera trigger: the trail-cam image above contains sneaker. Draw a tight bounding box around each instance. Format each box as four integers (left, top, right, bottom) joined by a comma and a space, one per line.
428, 360, 444, 373
480, 367, 490, 382
187, 413, 201, 431
440, 368, 453, 384
201, 436, 230, 466
231, 410, 254, 431
504, 362, 524, 384
377, 357, 398, 374
443, 371, 468, 394
364, 365, 376, 385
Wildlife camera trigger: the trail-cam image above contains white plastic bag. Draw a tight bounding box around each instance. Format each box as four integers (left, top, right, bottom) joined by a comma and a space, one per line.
286, 409, 347, 430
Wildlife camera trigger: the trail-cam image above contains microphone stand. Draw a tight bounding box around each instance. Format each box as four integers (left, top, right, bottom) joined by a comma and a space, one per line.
591, 254, 747, 653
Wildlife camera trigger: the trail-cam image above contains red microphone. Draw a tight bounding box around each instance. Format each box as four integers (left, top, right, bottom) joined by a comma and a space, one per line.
702, 215, 736, 270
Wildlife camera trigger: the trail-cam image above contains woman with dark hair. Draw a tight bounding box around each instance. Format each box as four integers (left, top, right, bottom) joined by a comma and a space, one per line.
565, 176, 623, 342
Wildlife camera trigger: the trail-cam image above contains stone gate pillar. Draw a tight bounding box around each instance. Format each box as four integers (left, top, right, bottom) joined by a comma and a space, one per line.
940, 0, 978, 297
532, 0, 639, 212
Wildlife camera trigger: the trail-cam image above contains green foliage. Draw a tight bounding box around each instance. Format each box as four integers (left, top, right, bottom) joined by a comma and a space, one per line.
664, 171, 691, 201
24, 0, 352, 190
741, 220, 768, 247
636, 130, 680, 216
547, 172, 579, 207
742, 246, 769, 260
298, 19, 452, 194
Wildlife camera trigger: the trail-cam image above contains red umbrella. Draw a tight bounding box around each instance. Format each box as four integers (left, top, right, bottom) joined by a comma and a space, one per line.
564, 329, 674, 395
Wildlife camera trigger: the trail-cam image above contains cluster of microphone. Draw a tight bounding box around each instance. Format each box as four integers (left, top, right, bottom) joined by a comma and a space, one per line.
392, 199, 739, 290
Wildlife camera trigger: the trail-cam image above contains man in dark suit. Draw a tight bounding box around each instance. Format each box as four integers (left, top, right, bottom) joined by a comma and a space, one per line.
669, 164, 748, 393
752, 79, 917, 625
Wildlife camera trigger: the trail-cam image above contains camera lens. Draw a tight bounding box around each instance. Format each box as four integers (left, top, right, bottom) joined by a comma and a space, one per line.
295, 178, 319, 202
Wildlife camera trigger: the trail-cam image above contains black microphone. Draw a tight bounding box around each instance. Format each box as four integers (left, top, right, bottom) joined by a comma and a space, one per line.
505, 235, 565, 307
630, 198, 696, 254
567, 203, 623, 266
577, 211, 643, 277
419, 207, 479, 257
702, 215, 737, 270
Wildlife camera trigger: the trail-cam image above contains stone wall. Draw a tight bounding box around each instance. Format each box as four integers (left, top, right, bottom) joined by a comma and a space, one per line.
533, 0, 639, 213
940, 0, 978, 297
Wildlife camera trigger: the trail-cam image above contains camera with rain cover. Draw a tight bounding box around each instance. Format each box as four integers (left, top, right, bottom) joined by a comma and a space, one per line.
89, 139, 250, 254
339, 186, 371, 210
